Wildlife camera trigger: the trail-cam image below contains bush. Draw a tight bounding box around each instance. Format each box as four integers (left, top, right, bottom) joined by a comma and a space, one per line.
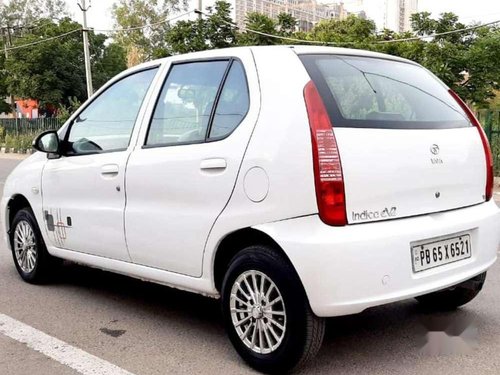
2, 132, 36, 152
57, 97, 82, 122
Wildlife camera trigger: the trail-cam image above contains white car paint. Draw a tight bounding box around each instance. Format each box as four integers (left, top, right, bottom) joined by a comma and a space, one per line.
41, 151, 130, 260
2, 46, 499, 318
337, 126, 487, 224
254, 200, 499, 316
124, 48, 261, 276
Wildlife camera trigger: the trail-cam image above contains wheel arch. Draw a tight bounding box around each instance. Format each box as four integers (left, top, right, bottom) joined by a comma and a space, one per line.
213, 227, 295, 292
7, 194, 33, 232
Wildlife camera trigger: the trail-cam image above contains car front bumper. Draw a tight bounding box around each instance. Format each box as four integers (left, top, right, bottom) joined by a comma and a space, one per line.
254, 200, 500, 317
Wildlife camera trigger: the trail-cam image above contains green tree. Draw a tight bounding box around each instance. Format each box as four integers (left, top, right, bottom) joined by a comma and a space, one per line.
0, 0, 69, 114
164, 19, 207, 54
92, 43, 128, 90
3, 18, 127, 112
0, 0, 67, 28
277, 13, 297, 37
4, 18, 86, 108
238, 12, 278, 45
378, 12, 500, 106
0, 100, 10, 114
204, 1, 237, 49
165, 1, 237, 55
461, 26, 500, 105
112, 0, 186, 64
308, 15, 376, 47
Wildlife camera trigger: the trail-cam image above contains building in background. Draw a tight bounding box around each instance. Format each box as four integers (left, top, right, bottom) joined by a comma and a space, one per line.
15, 99, 39, 119
384, 0, 418, 32
235, 0, 364, 32
341, 0, 367, 20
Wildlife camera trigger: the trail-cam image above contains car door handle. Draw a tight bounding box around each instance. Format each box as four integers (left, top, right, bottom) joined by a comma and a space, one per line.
200, 158, 227, 171
101, 164, 119, 177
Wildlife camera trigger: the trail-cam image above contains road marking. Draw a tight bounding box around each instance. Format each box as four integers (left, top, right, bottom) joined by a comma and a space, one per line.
0, 313, 135, 375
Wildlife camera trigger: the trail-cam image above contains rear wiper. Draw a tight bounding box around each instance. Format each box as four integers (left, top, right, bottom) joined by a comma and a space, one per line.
337, 56, 377, 94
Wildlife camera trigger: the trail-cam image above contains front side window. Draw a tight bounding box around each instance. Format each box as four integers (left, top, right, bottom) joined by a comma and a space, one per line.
67, 68, 158, 154
146, 61, 229, 146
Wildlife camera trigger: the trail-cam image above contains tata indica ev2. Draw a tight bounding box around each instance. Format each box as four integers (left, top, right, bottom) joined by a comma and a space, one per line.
3, 46, 499, 373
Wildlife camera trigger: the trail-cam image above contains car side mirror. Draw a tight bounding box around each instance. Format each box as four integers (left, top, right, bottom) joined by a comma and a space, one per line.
33, 130, 60, 155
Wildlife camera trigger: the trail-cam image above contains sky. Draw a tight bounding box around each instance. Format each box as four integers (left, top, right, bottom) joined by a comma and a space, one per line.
67, 0, 500, 31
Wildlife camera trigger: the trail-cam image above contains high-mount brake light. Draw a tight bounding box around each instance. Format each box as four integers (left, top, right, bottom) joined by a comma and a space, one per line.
304, 80, 347, 226
449, 89, 493, 202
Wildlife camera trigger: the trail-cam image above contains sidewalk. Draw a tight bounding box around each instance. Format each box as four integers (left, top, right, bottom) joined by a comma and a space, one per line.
0, 152, 31, 160
0, 153, 30, 160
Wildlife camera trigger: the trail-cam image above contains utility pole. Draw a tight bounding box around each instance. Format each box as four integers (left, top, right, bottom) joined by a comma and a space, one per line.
198, 0, 202, 19
2, 26, 16, 119
78, 0, 93, 98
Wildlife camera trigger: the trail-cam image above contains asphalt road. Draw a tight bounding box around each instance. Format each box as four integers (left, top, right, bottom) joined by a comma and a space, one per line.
1, 156, 500, 375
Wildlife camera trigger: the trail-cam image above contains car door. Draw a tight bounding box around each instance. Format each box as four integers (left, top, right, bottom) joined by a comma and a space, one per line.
41, 67, 159, 261
125, 52, 259, 276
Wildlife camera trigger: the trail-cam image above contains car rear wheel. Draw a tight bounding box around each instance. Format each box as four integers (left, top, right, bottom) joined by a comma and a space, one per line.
221, 245, 325, 374
10, 208, 60, 284
415, 272, 486, 310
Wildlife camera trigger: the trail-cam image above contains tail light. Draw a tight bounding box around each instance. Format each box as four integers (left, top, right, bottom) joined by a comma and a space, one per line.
304, 81, 347, 226
449, 90, 493, 201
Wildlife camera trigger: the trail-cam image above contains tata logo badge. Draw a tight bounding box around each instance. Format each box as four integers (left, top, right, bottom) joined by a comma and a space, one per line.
430, 144, 440, 155
430, 144, 443, 164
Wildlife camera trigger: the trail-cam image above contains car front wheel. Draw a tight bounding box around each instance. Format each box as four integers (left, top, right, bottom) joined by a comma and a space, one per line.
221, 245, 325, 374
10, 208, 59, 284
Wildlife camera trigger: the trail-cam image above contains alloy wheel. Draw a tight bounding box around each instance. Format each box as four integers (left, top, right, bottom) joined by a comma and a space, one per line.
13, 220, 38, 273
230, 270, 287, 354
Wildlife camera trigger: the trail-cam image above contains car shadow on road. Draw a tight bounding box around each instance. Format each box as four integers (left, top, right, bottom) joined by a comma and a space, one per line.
301, 301, 484, 373
55, 261, 223, 324
54, 261, 486, 373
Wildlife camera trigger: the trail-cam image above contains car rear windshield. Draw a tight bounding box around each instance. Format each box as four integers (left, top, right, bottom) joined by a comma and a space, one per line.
299, 54, 471, 129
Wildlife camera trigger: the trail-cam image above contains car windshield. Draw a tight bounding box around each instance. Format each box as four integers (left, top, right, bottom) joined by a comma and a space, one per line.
299, 54, 471, 129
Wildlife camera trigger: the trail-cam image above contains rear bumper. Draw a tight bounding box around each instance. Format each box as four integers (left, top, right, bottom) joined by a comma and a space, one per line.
254, 201, 500, 317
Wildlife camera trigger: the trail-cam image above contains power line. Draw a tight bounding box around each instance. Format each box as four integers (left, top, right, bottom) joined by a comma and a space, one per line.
3, 29, 81, 51
92, 10, 195, 33
2, 11, 498, 53
378, 19, 500, 43
198, 10, 499, 46
196, 10, 352, 45
1, 10, 196, 52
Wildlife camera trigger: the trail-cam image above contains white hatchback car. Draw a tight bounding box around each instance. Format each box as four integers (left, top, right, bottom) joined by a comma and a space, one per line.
3, 46, 499, 373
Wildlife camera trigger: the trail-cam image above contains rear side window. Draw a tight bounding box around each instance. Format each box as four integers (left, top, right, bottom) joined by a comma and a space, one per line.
209, 61, 249, 139
299, 55, 471, 129
146, 61, 229, 146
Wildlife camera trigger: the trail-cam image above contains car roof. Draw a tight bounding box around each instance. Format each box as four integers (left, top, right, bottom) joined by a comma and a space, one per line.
130, 45, 418, 73
283, 45, 418, 65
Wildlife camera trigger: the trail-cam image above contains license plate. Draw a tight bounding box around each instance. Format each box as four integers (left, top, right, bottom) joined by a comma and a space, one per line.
411, 233, 472, 273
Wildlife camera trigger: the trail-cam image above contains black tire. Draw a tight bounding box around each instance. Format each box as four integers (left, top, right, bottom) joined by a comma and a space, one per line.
221, 245, 325, 374
9, 207, 60, 284
415, 272, 486, 311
